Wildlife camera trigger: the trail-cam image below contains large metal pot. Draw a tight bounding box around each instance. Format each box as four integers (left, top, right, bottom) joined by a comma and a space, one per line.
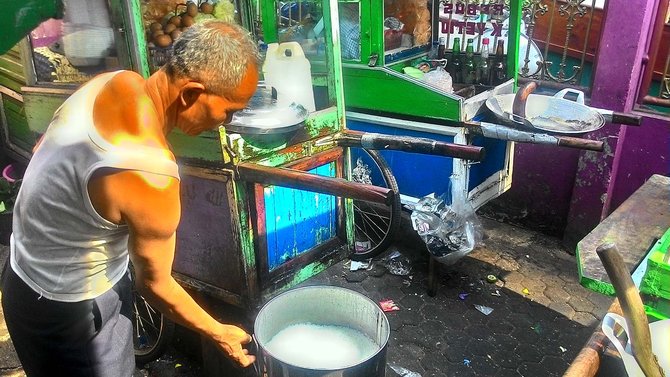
253, 286, 390, 377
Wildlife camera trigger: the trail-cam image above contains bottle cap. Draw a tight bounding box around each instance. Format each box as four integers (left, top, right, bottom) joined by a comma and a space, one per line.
482, 38, 490, 45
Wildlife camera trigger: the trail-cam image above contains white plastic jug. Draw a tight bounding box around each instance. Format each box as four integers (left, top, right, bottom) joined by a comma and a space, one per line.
602, 313, 670, 377
262, 42, 316, 112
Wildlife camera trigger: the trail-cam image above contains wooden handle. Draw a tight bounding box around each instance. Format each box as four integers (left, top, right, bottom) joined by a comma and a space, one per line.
596, 243, 666, 377
338, 131, 485, 161
512, 81, 538, 119
237, 162, 394, 205
610, 112, 643, 126
556, 136, 605, 152
563, 300, 623, 377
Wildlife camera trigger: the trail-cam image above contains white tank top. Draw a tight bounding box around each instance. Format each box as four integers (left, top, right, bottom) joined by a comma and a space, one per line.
10, 71, 180, 302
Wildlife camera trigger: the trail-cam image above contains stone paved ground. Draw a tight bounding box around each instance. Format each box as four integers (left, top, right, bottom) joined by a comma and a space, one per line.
0, 216, 614, 376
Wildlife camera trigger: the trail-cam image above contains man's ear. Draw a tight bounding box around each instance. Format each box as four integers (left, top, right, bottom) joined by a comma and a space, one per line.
178, 81, 206, 108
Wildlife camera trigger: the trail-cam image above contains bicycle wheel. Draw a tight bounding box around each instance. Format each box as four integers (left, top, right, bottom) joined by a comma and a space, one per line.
348, 148, 401, 261
129, 264, 175, 366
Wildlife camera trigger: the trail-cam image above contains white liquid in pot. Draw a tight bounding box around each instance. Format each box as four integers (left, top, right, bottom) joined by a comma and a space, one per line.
265, 323, 379, 369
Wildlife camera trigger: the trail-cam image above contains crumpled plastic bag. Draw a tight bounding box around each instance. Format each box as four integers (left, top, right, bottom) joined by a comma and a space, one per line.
410, 175, 482, 265
423, 66, 453, 93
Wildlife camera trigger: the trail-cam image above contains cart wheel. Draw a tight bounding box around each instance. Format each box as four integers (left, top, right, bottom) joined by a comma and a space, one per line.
129, 264, 175, 366
349, 148, 401, 261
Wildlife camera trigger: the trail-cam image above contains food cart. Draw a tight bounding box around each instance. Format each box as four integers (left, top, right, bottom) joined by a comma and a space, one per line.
0, 0, 486, 311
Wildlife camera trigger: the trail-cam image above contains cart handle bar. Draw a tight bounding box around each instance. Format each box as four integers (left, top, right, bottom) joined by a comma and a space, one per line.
237, 162, 395, 205
336, 130, 486, 162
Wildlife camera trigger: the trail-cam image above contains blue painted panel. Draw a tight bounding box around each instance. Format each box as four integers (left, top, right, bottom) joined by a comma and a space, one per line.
468, 135, 507, 189
347, 120, 456, 198
265, 163, 337, 271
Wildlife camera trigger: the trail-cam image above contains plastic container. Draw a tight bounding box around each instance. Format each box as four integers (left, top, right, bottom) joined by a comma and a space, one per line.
262, 42, 316, 112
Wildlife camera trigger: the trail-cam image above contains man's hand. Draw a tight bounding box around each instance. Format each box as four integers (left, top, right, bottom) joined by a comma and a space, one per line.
213, 324, 256, 367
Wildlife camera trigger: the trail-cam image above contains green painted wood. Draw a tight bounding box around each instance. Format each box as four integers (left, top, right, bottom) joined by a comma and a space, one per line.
0, 47, 26, 92
127, 0, 150, 77
23, 92, 67, 134
167, 129, 225, 162
342, 66, 461, 120
2, 96, 37, 152
507, 0, 522, 86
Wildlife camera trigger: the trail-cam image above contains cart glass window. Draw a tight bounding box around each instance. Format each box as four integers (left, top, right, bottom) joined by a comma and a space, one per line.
28, 0, 122, 84
271, 0, 336, 110
383, 0, 432, 58
339, 2, 361, 61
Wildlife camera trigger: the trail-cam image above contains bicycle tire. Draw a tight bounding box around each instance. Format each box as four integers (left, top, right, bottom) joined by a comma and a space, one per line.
129, 264, 175, 366
349, 148, 401, 261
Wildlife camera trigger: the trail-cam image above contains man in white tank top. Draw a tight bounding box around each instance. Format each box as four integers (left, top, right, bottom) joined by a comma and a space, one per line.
2, 20, 258, 376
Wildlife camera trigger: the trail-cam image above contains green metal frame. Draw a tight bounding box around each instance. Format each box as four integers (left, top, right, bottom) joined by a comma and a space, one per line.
339, 0, 522, 121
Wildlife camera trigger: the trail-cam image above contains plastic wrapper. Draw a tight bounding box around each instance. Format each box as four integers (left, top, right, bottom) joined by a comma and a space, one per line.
381, 250, 411, 276
410, 176, 482, 265
423, 66, 453, 93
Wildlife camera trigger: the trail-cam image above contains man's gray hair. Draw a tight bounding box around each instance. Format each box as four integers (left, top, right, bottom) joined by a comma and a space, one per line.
165, 21, 258, 96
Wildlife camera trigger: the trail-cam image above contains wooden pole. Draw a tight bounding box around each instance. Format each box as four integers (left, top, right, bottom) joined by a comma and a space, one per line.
596, 243, 665, 377
237, 163, 394, 205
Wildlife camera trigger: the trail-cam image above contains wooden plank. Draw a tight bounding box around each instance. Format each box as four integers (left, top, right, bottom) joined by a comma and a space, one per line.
577, 174, 670, 295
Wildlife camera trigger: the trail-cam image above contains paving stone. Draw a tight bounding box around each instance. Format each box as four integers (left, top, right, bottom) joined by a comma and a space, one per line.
497, 257, 521, 272
544, 286, 571, 302
423, 370, 449, 377
488, 334, 522, 369
526, 293, 552, 307
548, 301, 576, 320
420, 353, 449, 371
494, 368, 521, 377
514, 342, 544, 363
567, 294, 595, 313
539, 355, 570, 376
571, 311, 599, 327
517, 361, 542, 377
486, 318, 516, 336
399, 293, 427, 310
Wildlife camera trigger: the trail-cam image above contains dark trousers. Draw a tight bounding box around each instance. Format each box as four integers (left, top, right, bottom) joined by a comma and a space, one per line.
1, 265, 135, 377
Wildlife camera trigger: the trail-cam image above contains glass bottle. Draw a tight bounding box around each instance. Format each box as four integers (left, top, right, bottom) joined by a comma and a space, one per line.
447, 37, 462, 83
478, 38, 491, 85
490, 40, 507, 86
437, 36, 446, 60
462, 38, 476, 85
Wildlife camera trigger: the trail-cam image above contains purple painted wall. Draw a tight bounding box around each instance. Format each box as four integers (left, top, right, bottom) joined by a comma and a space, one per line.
564, 0, 662, 247
609, 117, 670, 210
487, 145, 580, 236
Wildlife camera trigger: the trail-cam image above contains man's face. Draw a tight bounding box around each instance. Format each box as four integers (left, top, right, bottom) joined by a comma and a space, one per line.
177, 65, 259, 136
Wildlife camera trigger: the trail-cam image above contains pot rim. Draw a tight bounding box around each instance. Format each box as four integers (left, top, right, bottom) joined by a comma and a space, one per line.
253, 285, 390, 371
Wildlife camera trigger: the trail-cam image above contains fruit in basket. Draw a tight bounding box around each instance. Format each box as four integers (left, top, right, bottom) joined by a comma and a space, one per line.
163, 23, 177, 34
168, 15, 182, 27
149, 22, 163, 33
151, 29, 165, 40
155, 34, 173, 48
200, 2, 214, 14
170, 29, 183, 40
186, 3, 199, 17
181, 15, 195, 27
